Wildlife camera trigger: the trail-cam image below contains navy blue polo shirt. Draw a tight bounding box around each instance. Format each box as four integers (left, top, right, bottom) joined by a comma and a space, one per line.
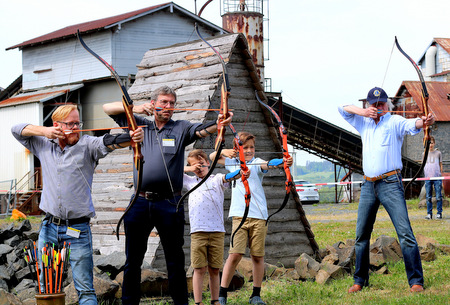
111, 114, 202, 196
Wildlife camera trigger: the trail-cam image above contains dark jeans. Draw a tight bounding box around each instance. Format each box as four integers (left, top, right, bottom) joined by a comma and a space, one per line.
425, 180, 443, 215
354, 174, 423, 287
39, 220, 96, 304
121, 195, 188, 305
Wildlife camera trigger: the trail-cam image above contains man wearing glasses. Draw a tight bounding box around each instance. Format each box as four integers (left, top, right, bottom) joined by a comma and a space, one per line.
11, 104, 143, 304
103, 85, 232, 305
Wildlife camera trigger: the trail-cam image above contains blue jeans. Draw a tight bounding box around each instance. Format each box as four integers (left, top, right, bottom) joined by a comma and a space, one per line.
354, 174, 423, 287
425, 180, 443, 215
38, 220, 96, 304
121, 195, 188, 305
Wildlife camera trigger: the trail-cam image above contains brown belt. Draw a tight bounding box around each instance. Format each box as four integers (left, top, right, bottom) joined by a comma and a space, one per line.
364, 170, 400, 182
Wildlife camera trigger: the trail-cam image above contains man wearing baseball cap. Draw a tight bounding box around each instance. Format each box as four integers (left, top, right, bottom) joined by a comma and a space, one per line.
338, 87, 435, 293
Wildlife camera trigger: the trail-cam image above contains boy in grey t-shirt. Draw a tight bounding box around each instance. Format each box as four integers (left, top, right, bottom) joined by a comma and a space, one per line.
424, 136, 444, 219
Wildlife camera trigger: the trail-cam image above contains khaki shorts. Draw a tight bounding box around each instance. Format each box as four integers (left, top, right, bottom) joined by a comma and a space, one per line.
229, 217, 267, 257
190, 232, 225, 269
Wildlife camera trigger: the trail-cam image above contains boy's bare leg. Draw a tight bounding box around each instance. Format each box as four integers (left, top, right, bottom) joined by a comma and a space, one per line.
193, 267, 207, 304
208, 266, 220, 301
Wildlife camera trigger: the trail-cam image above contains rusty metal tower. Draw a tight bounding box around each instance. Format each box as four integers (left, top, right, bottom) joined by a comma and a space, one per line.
221, 0, 268, 86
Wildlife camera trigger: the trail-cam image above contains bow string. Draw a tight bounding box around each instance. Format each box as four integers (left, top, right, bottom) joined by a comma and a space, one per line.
228, 123, 251, 247
77, 30, 144, 240
255, 91, 294, 223
176, 23, 230, 210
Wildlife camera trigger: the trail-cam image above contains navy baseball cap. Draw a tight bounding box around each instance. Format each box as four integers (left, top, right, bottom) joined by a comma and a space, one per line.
367, 87, 388, 104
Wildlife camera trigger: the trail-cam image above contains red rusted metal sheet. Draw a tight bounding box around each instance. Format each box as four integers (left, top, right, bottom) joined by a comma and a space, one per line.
0, 87, 76, 108
222, 11, 264, 81
7, 3, 170, 50
434, 38, 450, 55
395, 81, 450, 121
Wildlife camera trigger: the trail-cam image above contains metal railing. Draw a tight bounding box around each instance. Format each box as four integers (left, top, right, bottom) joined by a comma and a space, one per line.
0, 179, 15, 216
0, 170, 42, 216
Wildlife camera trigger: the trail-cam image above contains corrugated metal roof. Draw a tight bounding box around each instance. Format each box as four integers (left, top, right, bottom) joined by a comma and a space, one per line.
6, 3, 171, 50
398, 81, 450, 121
434, 38, 450, 54
0, 84, 83, 108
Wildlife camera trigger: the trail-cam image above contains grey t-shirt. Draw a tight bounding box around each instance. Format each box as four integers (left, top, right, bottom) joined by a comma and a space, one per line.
424, 150, 442, 178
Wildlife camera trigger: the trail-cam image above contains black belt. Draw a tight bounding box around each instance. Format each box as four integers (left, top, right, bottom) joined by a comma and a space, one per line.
139, 191, 181, 201
44, 213, 90, 226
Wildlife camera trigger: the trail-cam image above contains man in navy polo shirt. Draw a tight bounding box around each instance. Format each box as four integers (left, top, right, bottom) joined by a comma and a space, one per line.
103, 86, 232, 305
338, 87, 434, 293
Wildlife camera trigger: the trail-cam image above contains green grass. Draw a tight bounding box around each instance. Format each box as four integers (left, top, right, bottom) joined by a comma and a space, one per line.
5, 201, 449, 305
182, 199, 450, 305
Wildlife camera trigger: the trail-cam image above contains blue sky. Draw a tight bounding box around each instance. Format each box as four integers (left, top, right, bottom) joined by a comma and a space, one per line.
1, 0, 449, 165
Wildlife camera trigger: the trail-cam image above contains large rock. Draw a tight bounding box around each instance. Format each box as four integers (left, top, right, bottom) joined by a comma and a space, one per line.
65, 275, 120, 304
0, 265, 14, 281
236, 257, 253, 280
369, 235, 402, 267
315, 262, 346, 285
140, 269, 169, 297
418, 198, 449, 209
437, 244, 450, 255
94, 251, 127, 279
0, 224, 21, 242
235, 258, 277, 282
18, 220, 32, 233
0, 244, 14, 259
186, 266, 208, 294
294, 253, 320, 280
0, 288, 22, 305
114, 268, 169, 298
415, 233, 437, 248
16, 286, 35, 301
420, 248, 436, 262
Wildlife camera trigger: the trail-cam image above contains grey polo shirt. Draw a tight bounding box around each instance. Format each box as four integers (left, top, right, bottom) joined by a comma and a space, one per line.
11, 123, 111, 219
110, 114, 202, 196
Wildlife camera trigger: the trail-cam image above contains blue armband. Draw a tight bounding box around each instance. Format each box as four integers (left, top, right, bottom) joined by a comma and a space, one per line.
267, 158, 283, 167
225, 169, 241, 182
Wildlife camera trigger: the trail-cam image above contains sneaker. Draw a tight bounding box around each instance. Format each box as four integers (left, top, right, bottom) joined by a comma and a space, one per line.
218, 297, 227, 305
425, 214, 432, 220
436, 214, 442, 219
249, 296, 267, 305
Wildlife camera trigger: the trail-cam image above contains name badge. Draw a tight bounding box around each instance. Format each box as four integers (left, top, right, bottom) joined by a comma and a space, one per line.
66, 227, 81, 238
163, 138, 175, 147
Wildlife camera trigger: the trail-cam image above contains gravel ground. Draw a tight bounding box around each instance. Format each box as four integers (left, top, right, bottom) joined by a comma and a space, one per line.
302, 202, 450, 223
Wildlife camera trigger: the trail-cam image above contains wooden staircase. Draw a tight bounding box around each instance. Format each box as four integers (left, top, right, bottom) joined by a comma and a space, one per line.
13, 169, 43, 215
16, 190, 42, 215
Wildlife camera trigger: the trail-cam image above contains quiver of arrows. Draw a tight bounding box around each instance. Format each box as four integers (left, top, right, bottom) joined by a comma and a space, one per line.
22, 241, 71, 294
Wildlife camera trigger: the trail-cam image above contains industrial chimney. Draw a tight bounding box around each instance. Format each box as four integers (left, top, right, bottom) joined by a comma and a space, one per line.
221, 0, 265, 85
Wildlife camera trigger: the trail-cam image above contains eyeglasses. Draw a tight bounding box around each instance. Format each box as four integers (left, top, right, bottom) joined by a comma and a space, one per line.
57, 121, 83, 129
156, 99, 176, 107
